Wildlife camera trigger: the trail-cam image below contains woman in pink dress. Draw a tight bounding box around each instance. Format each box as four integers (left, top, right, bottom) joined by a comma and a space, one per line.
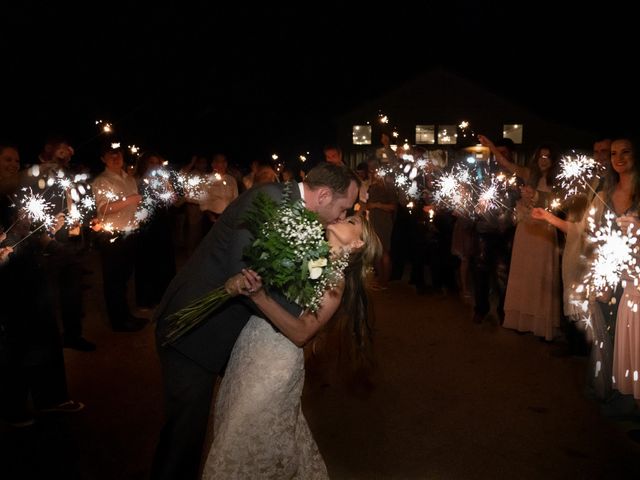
533, 137, 640, 402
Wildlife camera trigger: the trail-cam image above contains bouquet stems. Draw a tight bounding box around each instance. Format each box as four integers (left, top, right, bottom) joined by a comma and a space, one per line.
161, 286, 231, 346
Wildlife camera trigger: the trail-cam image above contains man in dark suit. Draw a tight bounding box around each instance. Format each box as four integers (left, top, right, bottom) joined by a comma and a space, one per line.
151, 162, 359, 480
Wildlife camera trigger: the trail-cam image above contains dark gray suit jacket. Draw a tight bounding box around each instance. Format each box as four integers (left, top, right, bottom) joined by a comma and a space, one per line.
154, 181, 302, 372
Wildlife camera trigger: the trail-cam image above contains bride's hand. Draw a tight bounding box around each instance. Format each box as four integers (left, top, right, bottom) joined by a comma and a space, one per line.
240, 268, 264, 298
225, 269, 264, 297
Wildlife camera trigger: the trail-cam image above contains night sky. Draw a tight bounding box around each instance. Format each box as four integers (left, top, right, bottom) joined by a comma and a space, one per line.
2, 2, 638, 169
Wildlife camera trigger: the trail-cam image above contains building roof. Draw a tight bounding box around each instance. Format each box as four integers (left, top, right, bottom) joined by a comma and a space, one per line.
336, 67, 594, 150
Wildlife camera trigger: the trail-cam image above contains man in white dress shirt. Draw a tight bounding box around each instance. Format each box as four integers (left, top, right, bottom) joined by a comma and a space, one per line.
92, 142, 147, 332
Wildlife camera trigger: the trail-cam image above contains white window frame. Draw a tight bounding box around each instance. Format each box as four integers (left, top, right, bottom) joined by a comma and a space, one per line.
503, 124, 523, 144
437, 125, 457, 145
352, 125, 372, 145
415, 125, 436, 145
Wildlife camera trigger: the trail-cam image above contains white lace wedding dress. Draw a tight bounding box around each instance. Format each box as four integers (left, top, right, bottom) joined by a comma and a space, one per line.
201, 315, 329, 479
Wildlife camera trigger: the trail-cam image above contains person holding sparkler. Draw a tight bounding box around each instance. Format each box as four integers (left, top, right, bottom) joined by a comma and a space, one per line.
479, 134, 562, 341
133, 152, 177, 311
36, 136, 96, 351
0, 147, 84, 428
532, 137, 639, 406
470, 136, 518, 325
478, 135, 561, 341
92, 141, 147, 332
550, 137, 611, 357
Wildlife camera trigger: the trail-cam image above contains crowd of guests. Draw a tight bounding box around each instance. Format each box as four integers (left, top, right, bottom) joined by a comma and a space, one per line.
361, 131, 640, 432
2, 130, 640, 442
0, 136, 289, 428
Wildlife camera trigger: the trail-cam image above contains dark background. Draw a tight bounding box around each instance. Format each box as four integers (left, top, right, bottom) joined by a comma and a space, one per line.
2, 2, 637, 170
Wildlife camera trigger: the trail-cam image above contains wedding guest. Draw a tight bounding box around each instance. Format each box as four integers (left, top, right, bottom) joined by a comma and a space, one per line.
180, 154, 209, 257
38, 136, 95, 351
480, 136, 562, 340
612, 214, 640, 406
471, 136, 517, 324
133, 152, 176, 310
252, 160, 279, 186
0, 143, 20, 196
0, 166, 84, 428
323, 144, 345, 166
451, 210, 474, 302
92, 142, 147, 332
375, 132, 398, 165
532, 136, 638, 405
242, 159, 259, 190
366, 160, 397, 290
199, 153, 238, 231
354, 161, 370, 211
556, 136, 612, 357
281, 165, 300, 183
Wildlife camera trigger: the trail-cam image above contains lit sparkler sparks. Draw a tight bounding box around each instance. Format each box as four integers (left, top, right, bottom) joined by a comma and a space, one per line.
432, 168, 472, 213
175, 172, 208, 202
129, 145, 141, 157
20, 188, 55, 225
582, 210, 640, 295
96, 119, 114, 134
476, 182, 500, 214
556, 154, 601, 199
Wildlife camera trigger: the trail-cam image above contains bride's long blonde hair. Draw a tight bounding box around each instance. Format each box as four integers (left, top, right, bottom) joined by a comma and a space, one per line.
322, 214, 382, 373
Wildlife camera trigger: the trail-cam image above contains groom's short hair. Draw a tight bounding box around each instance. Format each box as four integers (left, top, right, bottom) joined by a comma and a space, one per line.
304, 162, 360, 195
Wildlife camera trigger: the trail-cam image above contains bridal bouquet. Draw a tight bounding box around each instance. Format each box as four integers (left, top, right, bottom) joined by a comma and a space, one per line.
162, 185, 349, 345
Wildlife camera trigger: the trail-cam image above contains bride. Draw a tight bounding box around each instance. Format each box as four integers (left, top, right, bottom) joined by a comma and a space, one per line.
201, 214, 381, 479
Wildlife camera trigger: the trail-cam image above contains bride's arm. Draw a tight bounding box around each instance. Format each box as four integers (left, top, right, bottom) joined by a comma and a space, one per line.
232, 268, 343, 347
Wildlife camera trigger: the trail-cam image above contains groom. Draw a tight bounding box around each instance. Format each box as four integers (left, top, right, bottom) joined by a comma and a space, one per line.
151, 162, 359, 480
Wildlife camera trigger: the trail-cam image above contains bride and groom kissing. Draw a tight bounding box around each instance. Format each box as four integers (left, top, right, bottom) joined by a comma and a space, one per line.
150, 162, 382, 479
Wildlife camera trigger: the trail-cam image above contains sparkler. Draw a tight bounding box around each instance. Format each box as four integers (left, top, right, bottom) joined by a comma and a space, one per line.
95, 119, 114, 134
175, 172, 208, 202
4, 188, 60, 248
432, 168, 473, 214
582, 210, 640, 295
9, 222, 49, 249
129, 145, 141, 157
431, 162, 518, 219
476, 182, 500, 214
458, 120, 476, 144
3, 188, 56, 235
556, 154, 602, 199
95, 188, 125, 225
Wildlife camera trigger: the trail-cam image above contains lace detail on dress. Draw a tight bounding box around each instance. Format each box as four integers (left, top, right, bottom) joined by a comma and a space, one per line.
202, 315, 329, 479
